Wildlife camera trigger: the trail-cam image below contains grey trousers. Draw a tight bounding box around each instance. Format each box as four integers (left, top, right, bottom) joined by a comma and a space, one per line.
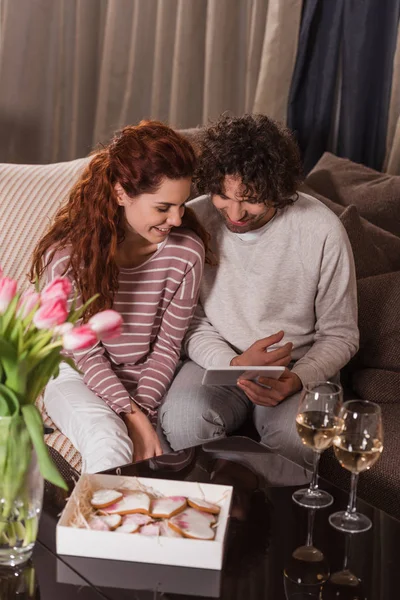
159, 360, 314, 469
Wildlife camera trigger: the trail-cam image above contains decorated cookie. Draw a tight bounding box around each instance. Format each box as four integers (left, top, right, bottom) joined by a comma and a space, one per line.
187, 497, 220, 515
90, 489, 123, 509
114, 513, 152, 534
169, 508, 215, 540
150, 496, 187, 518
88, 514, 122, 531
103, 491, 151, 515
160, 521, 183, 538
139, 523, 161, 536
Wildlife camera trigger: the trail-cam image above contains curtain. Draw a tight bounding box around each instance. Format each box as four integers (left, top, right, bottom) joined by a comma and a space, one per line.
288, 0, 400, 174
0, 0, 303, 165
385, 23, 400, 173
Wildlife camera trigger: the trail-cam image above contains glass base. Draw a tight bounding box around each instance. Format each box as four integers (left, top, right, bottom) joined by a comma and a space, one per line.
292, 487, 333, 509
0, 544, 34, 567
329, 510, 372, 533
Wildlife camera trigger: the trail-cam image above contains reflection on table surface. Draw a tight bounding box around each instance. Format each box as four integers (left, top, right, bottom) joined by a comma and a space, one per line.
31, 436, 400, 600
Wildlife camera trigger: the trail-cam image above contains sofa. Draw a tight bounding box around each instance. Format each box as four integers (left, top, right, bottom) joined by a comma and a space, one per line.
1, 139, 399, 517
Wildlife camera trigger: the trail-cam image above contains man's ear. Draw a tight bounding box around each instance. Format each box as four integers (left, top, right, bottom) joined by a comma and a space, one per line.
114, 183, 126, 206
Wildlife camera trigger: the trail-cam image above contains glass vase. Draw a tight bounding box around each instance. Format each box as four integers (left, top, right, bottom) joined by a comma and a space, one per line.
0, 416, 44, 567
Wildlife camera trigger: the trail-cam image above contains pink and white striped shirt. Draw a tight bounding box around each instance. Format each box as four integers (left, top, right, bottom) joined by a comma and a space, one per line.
46, 230, 204, 422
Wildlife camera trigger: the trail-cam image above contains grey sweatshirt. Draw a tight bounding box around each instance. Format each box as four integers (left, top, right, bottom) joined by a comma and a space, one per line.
184, 193, 359, 387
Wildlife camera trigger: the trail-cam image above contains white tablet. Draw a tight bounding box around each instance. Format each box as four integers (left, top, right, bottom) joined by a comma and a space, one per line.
201, 366, 285, 387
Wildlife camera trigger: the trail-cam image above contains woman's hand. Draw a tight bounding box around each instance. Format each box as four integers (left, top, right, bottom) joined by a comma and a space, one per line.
122, 409, 163, 462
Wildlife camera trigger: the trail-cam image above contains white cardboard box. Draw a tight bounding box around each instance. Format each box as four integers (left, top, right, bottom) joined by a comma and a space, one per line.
56, 474, 233, 570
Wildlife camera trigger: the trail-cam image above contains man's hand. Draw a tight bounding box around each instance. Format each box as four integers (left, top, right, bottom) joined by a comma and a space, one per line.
122, 410, 163, 462
237, 368, 302, 407
231, 330, 292, 367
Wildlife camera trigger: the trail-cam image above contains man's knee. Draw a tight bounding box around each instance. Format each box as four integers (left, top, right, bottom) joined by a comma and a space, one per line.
160, 392, 227, 451
254, 397, 313, 469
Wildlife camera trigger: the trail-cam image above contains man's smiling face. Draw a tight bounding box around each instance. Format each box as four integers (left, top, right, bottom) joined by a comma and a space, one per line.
211, 175, 276, 234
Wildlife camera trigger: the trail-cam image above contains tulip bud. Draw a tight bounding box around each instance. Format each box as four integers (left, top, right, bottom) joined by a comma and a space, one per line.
33, 298, 68, 329
17, 291, 41, 318
53, 322, 74, 336
41, 277, 72, 302
62, 325, 98, 351
0, 277, 18, 313
88, 310, 123, 340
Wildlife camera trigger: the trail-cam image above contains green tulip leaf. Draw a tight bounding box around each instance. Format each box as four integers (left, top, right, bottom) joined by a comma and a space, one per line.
0, 384, 19, 416
61, 357, 81, 373
1, 295, 19, 335
21, 404, 67, 490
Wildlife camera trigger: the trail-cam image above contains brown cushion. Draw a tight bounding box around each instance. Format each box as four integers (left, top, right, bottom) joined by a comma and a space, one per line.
301, 182, 400, 272
306, 152, 400, 237
352, 369, 400, 404
350, 271, 400, 403
339, 205, 392, 279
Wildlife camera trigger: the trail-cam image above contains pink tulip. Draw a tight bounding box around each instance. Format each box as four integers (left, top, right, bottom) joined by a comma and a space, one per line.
88, 310, 123, 340
33, 298, 68, 329
41, 277, 72, 302
17, 291, 41, 318
53, 322, 74, 336
0, 266, 3, 278
0, 277, 18, 313
62, 325, 98, 351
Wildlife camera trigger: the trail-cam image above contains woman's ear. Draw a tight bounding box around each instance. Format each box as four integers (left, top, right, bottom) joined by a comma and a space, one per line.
114, 183, 126, 206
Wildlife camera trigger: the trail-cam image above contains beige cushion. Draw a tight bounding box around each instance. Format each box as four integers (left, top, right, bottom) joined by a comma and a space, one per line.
36, 395, 82, 472
0, 157, 89, 469
0, 156, 90, 287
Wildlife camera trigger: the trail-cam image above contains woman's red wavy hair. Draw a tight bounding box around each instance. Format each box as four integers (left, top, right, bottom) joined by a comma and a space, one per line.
30, 121, 208, 319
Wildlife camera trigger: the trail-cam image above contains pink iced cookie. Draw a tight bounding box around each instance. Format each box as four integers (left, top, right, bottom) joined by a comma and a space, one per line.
139, 523, 161, 536
88, 514, 121, 531
169, 508, 215, 540
160, 521, 183, 538
103, 491, 151, 515
114, 514, 152, 534
187, 497, 220, 515
150, 496, 187, 518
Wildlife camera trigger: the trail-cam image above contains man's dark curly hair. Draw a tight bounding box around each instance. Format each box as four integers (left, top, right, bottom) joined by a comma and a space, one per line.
194, 113, 303, 209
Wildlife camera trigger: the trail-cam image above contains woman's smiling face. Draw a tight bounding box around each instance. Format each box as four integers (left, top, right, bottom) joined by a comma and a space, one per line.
115, 177, 192, 243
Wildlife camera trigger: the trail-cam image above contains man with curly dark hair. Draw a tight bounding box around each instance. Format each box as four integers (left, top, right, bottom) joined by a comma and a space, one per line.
160, 114, 359, 466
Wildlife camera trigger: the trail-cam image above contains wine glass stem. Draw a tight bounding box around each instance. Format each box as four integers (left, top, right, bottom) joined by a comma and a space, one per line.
306, 509, 316, 546
347, 472, 359, 514
310, 451, 321, 491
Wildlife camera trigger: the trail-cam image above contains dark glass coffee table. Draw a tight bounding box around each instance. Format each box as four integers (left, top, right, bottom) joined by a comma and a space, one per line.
4, 437, 399, 599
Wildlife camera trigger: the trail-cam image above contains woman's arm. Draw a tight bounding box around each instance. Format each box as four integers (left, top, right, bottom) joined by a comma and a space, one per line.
134, 245, 205, 422
46, 249, 133, 414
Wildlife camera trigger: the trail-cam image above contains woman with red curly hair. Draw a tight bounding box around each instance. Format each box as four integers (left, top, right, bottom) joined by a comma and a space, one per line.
30, 121, 206, 473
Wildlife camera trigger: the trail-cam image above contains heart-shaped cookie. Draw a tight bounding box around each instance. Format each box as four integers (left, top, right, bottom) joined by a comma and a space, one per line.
187, 497, 220, 515
103, 491, 150, 515
90, 489, 123, 509
169, 508, 216, 540
150, 496, 187, 518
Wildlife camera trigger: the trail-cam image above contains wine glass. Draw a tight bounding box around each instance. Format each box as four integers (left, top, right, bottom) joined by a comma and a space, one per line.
283, 508, 330, 599
321, 534, 366, 599
292, 381, 343, 509
329, 400, 383, 533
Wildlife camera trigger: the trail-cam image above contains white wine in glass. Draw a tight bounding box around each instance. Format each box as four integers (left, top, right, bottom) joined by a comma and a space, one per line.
329, 400, 383, 533
292, 381, 343, 509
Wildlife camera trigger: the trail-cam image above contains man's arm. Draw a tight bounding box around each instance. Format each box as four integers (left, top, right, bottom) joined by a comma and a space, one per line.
291, 223, 359, 386
184, 302, 240, 368
185, 303, 293, 369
